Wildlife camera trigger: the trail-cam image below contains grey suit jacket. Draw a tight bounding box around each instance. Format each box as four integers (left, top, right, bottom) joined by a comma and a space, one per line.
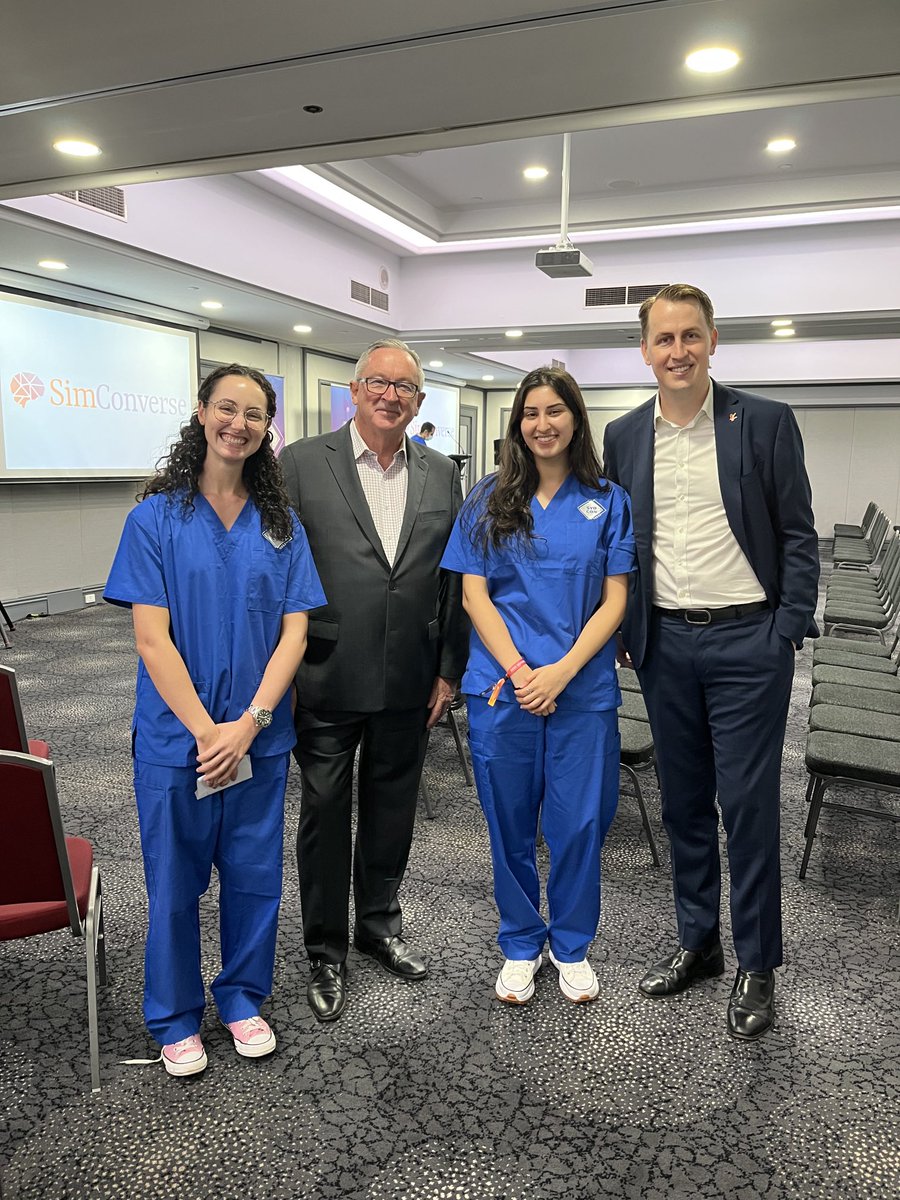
280, 422, 468, 712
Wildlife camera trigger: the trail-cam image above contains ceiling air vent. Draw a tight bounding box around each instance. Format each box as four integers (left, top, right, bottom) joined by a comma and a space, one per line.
350, 279, 389, 312
585, 283, 668, 308
626, 283, 667, 305
57, 186, 127, 221
585, 286, 627, 308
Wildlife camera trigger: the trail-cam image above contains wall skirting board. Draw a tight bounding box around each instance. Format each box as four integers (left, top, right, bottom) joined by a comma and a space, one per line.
3, 587, 105, 624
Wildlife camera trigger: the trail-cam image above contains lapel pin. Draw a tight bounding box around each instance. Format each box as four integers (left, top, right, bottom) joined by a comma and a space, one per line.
728, 411, 737, 422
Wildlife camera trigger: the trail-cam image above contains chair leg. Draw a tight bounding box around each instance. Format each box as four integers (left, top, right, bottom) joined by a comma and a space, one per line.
419, 774, 435, 820
84, 866, 102, 1092
799, 777, 826, 880
447, 707, 474, 786
620, 763, 661, 867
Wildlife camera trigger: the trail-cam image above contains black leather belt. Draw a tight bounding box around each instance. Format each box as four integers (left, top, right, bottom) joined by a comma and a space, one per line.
654, 600, 770, 625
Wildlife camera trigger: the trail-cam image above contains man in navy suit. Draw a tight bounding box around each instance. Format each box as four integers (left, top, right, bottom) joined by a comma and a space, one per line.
603, 284, 819, 1040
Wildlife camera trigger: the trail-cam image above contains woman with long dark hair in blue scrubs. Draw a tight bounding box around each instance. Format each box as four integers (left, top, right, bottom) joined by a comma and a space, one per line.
105, 364, 325, 1076
441, 367, 634, 1005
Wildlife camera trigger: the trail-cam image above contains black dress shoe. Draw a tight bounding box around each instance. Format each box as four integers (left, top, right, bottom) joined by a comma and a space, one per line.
353, 933, 428, 980
727, 969, 775, 1041
307, 961, 347, 1022
638, 940, 725, 997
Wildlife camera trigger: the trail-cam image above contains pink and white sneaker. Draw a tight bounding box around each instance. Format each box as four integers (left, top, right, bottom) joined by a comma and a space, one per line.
225, 1015, 276, 1058
161, 1034, 208, 1077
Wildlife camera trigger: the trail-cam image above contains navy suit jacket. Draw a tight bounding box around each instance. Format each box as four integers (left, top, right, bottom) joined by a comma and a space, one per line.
280, 422, 468, 712
602, 381, 820, 669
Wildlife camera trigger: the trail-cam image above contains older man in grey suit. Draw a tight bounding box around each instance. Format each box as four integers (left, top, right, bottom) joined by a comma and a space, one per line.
280, 339, 467, 1022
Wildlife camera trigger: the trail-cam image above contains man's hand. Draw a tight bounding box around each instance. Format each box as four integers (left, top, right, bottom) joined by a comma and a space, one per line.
426, 676, 457, 729
196, 718, 256, 787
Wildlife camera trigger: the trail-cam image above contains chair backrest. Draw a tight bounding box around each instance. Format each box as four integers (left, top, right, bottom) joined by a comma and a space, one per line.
0, 751, 81, 932
0, 664, 29, 752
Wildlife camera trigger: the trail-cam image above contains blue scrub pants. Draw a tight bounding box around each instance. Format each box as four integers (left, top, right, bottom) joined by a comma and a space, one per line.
133, 753, 289, 1045
466, 697, 620, 962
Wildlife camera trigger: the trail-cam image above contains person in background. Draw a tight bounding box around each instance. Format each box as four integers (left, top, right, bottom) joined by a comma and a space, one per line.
603, 284, 819, 1041
410, 421, 436, 446
105, 363, 325, 1076
280, 339, 468, 1023
441, 367, 634, 1005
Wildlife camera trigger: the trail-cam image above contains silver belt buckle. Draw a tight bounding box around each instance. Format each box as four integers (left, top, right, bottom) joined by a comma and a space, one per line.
684, 608, 712, 625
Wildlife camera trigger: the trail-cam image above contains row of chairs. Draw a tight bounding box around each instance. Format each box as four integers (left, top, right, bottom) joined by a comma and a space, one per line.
803, 522, 900, 885
0, 664, 107, 1092
832, 504, 890, 569
822, 532, 900, 642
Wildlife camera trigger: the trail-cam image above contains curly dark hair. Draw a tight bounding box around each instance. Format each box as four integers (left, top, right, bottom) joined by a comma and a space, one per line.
140, 363, 294, 542
470, 366, 606, 553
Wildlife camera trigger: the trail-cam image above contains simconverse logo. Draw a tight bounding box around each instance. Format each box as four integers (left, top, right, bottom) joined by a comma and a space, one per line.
10, 372, 45, 408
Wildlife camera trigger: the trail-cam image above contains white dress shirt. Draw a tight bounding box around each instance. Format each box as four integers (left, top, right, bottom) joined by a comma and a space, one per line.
651, 384, 765, 608
349, 418, 409, 566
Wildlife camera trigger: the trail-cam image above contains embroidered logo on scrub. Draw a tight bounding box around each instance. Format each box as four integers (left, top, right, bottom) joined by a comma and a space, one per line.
577, 500, 606, 520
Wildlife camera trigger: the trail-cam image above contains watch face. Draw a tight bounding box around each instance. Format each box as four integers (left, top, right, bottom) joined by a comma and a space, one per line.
250, 706, 273, 728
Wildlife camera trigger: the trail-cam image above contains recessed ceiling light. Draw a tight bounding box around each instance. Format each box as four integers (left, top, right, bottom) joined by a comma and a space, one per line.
771, 318, 793, 327
38, 259, 68, 270
429, 360, 444, 368
685, 47, 740, 73
774, 327, 796, 337
201, 300, 223, 310
481, 375, 494, 382
292, 324, 312, 333
767, 137, 797, 154
523, 166, 549, 181
505, 329, 524, 339
52, 138, 101, 157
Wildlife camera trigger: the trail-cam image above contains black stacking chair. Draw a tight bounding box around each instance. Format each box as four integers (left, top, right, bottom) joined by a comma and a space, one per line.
801, 729, 900, 879
823, 536, 900, 642
833, 500, 877, 541
832, 509, 888, 569
616, 683, 661, 867
811, 683, 900, 716
419, 697, 474, 819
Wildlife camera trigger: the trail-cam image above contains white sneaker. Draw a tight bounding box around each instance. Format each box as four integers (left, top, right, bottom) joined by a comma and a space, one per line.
549, 950, 600, 1003
495, 953, 543, 1004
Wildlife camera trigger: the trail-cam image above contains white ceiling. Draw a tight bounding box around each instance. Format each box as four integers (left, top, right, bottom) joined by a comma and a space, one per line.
2, 0, 899, 385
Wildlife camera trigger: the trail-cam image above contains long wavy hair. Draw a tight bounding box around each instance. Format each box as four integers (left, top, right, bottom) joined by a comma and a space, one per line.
141, 363, 294, 542
470, 366, 606, 553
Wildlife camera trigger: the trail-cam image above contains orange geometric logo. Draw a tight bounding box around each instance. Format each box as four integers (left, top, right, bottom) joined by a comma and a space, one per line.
10, 372, 45, 408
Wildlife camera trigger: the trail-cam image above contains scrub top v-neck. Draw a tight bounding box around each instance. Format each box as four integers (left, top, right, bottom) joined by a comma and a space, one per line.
105, 491, 326, 766
441, 472, 635, 712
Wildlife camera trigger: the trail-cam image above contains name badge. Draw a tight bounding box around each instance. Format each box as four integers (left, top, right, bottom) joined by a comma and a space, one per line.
578, 500, 606, 520
262, 528, 292, 550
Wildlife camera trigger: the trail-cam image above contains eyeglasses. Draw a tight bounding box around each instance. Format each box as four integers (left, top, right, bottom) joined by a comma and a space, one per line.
205, 399, 271, 427
359, 376, 420, 401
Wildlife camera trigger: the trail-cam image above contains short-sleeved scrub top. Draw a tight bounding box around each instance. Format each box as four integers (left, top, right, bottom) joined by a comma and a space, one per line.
441, 473, 635, 712
105, 492, 326, 766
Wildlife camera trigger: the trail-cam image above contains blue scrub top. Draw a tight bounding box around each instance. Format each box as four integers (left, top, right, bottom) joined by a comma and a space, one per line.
440, 473, 635, 711
105, 492, 326, 766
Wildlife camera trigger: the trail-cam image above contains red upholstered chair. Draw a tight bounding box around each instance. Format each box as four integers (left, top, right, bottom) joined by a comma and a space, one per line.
0, 751, 107, 1091
0, 664, 50, 758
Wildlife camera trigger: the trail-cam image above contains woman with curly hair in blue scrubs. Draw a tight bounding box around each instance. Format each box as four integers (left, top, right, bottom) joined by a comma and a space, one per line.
106, 364, 325, 1076
441, 367, 634, 1005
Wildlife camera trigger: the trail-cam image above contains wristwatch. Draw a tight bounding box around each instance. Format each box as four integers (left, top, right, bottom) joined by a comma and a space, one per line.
246, 704, 273, 729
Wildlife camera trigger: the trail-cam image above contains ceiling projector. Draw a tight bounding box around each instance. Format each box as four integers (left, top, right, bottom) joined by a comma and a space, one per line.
535, 247, 593, 278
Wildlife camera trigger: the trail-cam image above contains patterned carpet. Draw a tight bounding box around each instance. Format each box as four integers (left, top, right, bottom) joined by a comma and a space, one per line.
1, 581, 898, 1200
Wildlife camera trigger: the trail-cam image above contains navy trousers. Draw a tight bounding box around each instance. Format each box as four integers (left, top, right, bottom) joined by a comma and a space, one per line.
637, 608, 794, 972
